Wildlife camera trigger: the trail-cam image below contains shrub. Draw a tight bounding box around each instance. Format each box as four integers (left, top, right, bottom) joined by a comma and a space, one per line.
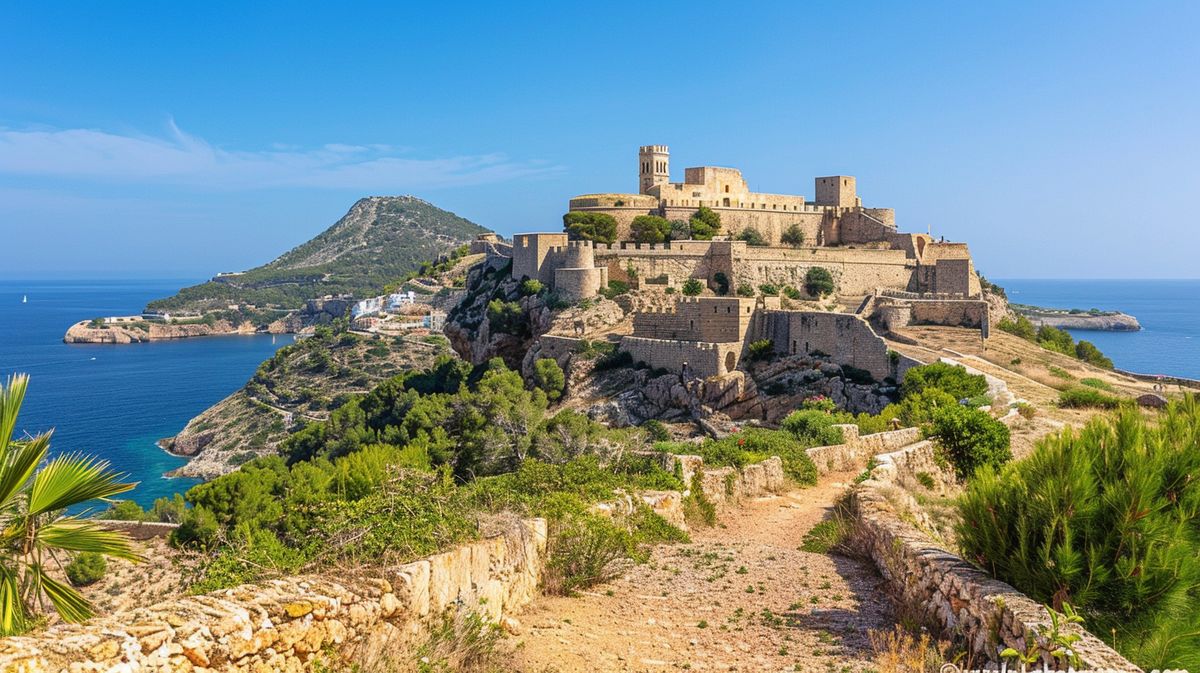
781, 410, 845, 447
600, 279, 629, 299
1075, 340, 1114, 369
593, 350, 633, 371
562, 211, 617, 244
1048, 365, 1073, 380
800, 518, 847, 554
668, 219, 691, 241
543, 512, 633, 595
712, 272, 730, 296
642, 419, 671, 442
683, 472, 717, 527
748, 339, 774, 361
689, 206, 721, 240
518, 279, 544, 296
1037, 325, 1075, 356
681, 278, 704, 296
736, 227, 768, 246
736, 283, 755, 297
65, 552, 107, 587
781, 224, 806, 248
533, 358, 566, 401
486, 299, 527, 336
782, 285, 802, 300
997, 314, 1037, 340
804, 267, 835, 297
927, 405, 1011, 480
900, 362, 989, 401
956, 399, 1200, 669
758, 283, 778, 296
630, 215, 672, 244
1080, 377, 1114, 391
1058, 386, 1121, 409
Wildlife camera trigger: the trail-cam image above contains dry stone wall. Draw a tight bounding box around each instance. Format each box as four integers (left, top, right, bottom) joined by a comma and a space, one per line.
0, 519, 547, 673
848, 440, 1140, 670
805, 425, 922, 474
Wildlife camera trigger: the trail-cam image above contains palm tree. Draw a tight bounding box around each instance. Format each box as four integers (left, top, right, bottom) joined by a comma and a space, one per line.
0, 374, 142, 635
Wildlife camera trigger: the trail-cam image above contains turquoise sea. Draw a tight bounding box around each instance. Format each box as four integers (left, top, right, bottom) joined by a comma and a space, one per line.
997, 279, 1200, 380
0, 279, 287, 507
0, 278, 1196, 508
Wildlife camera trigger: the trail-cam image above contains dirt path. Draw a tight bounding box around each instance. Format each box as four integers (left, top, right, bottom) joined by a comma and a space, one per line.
507, 474, 895, 672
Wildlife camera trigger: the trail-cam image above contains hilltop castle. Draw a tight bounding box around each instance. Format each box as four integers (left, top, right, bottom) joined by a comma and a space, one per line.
503, 145, 989, 380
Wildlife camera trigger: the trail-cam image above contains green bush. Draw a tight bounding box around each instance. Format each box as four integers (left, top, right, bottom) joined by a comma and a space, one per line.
1075, 340, 1114, 369
758, 283, 778, 296
997, 314, 1036, 340
736, 283, 755, 297
1058, 386, 1122, 409
486, 299, 528, 336
689, 206, 721, 240
781, 224, 806, 248
533, 358, 566, 401
712, 272, 730, 296
804, 267, 835, 297
518, 279, 544, 296
957, 398, 1200, 670
642, 419, 671, 442
927, 405, 1011, 480
781, 410, 844, 447
600, 279, 629, 299
630, 215, 672, 244
593, 350, 633, 371
1037, 325, 1075, 356
747, 339, 774, 361
543, 512, 635, 595
563, 211, 618, 244
681, 278, 704, 296
1080, 377, 1115, 391
782, 286, 802, 300
65, 552, 107, 587
900, 362, 989, 401
736, 227, 768, 246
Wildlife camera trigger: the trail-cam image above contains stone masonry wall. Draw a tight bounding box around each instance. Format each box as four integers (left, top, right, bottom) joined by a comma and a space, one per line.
848, 440, 1140, 670
805, 425, 922, 475
0, 519, 548, 673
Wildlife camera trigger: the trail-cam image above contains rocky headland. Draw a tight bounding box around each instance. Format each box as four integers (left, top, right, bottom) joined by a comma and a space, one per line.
63, 316, 299, 344
1013, 305, 1141, 331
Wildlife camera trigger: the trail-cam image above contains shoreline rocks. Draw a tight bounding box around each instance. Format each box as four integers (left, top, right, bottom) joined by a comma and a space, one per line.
1014, 307, 1141, 332
63, 316, 299, 344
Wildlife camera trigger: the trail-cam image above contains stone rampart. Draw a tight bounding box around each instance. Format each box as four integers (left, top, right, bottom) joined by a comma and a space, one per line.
756, 311, 904, 382
624, 452, 786, 512
847, 440, 1139, 670
620, 336, 742, 378
0, 519, 548, 673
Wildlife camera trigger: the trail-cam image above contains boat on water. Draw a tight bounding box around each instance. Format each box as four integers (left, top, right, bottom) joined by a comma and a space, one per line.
22, 295, 27, 303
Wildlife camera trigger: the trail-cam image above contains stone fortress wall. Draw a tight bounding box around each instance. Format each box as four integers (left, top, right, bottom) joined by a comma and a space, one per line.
512, 234, 609, 301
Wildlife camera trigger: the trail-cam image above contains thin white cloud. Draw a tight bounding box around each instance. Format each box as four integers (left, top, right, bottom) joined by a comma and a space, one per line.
0, 120, 559, 190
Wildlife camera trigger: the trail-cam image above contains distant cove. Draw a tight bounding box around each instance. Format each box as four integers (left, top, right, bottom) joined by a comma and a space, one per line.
998, 279, 1200, 380
0, 279, 288, 506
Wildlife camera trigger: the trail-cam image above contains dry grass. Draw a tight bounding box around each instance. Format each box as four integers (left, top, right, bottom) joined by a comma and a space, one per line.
869, 625, 959, 673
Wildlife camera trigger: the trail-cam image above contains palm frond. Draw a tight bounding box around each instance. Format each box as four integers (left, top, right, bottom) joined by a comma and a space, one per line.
0, 433, 50, 511
0, 374, 29, 451
0, 565, 26, 637
26, 453, 136, 515
36, 519, 143, 562
27, 564, 92, 624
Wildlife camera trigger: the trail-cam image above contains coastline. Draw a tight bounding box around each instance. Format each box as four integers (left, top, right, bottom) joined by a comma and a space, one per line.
1012, 304, 1141, 332
63, 316, 299, 344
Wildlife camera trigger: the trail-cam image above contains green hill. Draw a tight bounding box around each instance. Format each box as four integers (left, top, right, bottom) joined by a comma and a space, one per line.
147, 196, 489, 313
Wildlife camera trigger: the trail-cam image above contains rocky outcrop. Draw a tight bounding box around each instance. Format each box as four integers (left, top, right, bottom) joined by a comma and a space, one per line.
63, 318, 299, 344
0, 519, 547, 673
1015, 306, 1141, 332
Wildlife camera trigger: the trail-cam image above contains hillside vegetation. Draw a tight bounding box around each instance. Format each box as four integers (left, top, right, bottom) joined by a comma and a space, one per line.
147, 196, 487, 313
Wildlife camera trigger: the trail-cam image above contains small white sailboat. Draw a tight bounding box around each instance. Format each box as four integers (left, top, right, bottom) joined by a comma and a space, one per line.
22, 295, 27, 303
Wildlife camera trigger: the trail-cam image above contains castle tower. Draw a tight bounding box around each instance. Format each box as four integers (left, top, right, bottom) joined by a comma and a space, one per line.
639, 145, 670, 195
814, 176, 858, 208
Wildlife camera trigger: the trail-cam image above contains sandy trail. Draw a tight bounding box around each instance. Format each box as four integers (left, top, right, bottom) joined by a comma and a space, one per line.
508, 474, 895, 672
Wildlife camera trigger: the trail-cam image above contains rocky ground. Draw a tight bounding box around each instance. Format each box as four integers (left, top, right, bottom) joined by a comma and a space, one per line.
507, 474, 897, 673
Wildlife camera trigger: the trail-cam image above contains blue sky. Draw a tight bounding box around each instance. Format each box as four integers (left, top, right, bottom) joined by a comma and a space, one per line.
2, 1, 1197, 279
